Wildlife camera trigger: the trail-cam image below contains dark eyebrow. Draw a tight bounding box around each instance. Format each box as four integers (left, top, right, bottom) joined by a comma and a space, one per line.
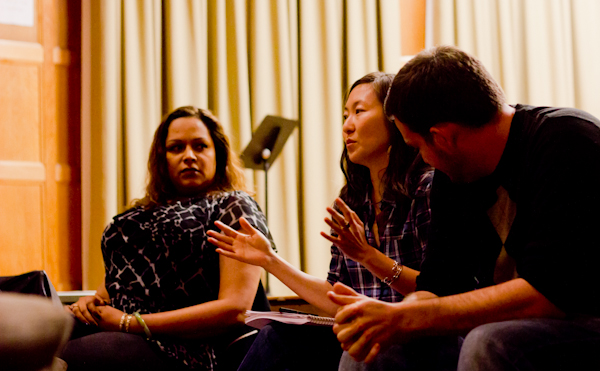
166, 136, 209, 144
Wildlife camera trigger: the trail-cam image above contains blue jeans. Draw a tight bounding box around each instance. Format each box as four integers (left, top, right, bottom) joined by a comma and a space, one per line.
339, 316, 600, 371
238, 322, 342, 371
458, 316, 600, 371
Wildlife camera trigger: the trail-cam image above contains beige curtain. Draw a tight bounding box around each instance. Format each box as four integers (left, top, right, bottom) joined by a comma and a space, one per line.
81, 0, 402, 294
428, 0, 600, 119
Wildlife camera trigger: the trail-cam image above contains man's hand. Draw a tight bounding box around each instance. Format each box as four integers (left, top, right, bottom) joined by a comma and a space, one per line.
328, 283, 440, 363
328, 282, 403, 363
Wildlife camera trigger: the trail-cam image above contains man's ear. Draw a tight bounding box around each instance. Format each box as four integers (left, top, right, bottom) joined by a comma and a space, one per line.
429, 124, 456, 153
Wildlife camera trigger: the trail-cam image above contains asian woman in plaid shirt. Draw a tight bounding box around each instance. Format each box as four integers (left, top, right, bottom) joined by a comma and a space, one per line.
209, 72, 433, 371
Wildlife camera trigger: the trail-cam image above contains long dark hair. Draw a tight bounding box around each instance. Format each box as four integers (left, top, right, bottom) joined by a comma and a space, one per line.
134, 106, 247, 208
339, 72, 423, 210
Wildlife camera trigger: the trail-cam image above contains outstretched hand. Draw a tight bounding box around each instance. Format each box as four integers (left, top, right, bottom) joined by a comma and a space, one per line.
321, 197, 373, 263
208, 217, 275, 268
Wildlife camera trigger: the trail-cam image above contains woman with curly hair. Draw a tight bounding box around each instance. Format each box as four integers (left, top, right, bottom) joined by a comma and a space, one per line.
62, 106, 272, 371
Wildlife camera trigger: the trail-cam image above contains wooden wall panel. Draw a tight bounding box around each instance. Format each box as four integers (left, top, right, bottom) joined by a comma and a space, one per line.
0, 9, 38, 43
56, 180, 81, 288
0, 183, 44, 275
0, 64, 41, 161
54, 60, 82, 290
0, 0, 81, 290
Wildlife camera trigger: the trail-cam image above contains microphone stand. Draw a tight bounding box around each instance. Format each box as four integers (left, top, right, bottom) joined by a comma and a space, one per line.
241, 116, 298, 294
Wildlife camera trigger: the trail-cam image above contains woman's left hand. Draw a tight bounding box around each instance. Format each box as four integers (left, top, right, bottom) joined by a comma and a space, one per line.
321, 197, 374, 263
88, 305, 126, 332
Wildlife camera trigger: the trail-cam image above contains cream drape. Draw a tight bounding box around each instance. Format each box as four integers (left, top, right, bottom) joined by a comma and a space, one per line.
428, 0, 600, 119
81, 0, 403, 294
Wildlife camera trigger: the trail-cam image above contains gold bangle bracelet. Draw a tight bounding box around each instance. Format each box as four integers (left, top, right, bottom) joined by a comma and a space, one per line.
119, 313, 127, 332
124, 314, 133, 333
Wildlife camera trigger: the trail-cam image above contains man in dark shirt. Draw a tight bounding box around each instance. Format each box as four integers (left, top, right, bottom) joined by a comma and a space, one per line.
328, 45, 600, 370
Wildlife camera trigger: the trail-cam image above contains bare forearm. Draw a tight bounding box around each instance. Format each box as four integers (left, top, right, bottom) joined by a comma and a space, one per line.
359, 249, 419, 296
397, 278, 565, 338
96, 278, 110, 302
265, 254, 338, 316
130, 257, 261, 339
129, 298, 247, 339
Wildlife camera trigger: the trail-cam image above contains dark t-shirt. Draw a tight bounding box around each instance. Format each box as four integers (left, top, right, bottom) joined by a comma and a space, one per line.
416, 104, 600, 316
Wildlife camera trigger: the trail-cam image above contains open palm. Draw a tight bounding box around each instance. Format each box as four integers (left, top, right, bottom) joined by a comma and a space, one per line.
208, 217, 274, 268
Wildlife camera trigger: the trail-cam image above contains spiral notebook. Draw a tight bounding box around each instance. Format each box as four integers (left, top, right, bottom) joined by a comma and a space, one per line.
244, 310, 335, 328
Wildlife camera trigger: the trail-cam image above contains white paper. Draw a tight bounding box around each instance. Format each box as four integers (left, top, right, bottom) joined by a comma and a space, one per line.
0, 0, 35, 27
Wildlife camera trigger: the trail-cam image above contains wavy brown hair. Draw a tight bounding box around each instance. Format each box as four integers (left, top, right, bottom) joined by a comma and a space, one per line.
134, 106, 247, 208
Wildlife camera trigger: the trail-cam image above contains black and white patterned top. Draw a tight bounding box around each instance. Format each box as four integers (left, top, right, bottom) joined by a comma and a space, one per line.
101, 191, 273, 370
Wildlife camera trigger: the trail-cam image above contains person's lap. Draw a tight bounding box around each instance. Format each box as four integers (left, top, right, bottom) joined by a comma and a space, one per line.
338, 335, 462, 371
238, 322, 342, 371
60, 321, 171, 371
458, 316, 600, 371
339, 316, 600, 371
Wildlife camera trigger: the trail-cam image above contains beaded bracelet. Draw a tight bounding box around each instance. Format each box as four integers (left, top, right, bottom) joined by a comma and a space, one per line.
118, 313, 127, 332
383, 260, 403, 286
124, 314, 133, 333
134, 311, 152, 339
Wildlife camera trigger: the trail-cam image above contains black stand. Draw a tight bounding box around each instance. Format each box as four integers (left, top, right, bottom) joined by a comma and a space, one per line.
241, 115, 297, 221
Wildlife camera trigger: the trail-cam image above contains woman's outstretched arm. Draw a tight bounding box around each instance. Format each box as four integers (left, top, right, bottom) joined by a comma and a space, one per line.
208, 218, 339, 316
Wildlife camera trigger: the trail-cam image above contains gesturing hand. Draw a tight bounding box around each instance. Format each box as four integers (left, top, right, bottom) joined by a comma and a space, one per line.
208, 217, 275, 268
321, 197, 373, 263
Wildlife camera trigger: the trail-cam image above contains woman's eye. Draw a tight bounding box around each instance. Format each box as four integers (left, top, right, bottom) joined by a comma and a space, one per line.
194, 143, 207, 151
167, 145, 182, 152
355, 109, 363, 115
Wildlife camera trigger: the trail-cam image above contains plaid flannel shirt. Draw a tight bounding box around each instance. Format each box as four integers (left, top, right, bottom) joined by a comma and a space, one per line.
327, 170, 433, 302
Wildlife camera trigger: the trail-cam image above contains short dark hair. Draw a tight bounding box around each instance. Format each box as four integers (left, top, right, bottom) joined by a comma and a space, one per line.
135, 106, 247, 208
340, 72, 422, 210
384, 45, 506, 136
